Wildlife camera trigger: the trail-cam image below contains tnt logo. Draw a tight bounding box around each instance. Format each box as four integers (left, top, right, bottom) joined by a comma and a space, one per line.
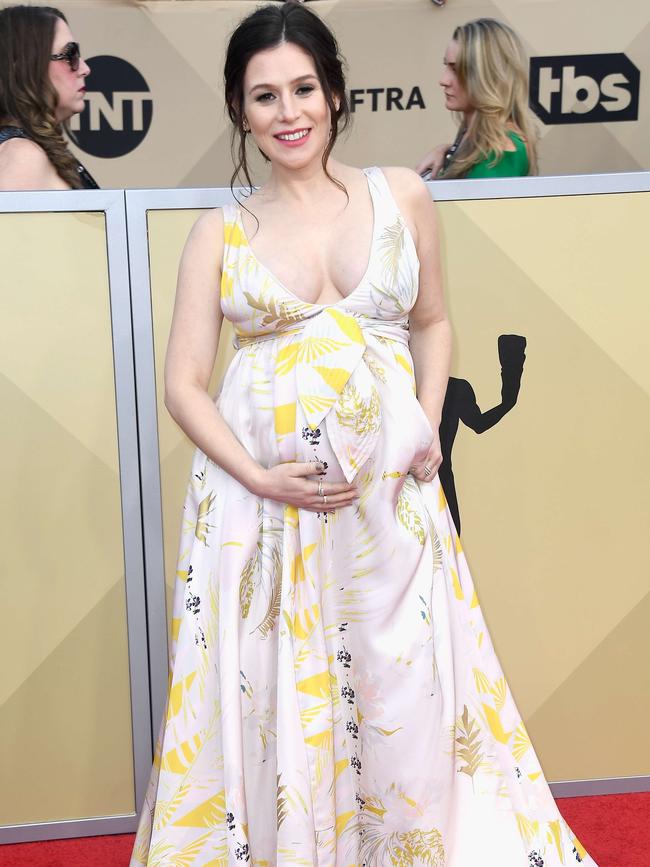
530, 53, 640, 124
70, 56, 153, 157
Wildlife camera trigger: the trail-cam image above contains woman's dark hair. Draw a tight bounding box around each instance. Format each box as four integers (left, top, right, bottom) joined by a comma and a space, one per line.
0, 4, 84, 188
224, 0, 350, 193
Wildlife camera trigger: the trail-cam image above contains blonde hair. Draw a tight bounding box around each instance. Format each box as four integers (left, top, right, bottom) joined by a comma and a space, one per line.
442, 18, 538, 179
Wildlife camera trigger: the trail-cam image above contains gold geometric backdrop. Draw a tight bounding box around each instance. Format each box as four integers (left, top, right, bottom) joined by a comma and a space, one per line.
0, 213, 135, 826
438, 192, 650, 782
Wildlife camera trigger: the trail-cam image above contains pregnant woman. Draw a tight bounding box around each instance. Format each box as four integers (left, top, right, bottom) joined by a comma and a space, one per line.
132, 4, 595, 865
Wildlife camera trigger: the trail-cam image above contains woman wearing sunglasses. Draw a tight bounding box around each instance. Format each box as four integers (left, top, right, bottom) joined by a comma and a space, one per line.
0, 5, 98, 190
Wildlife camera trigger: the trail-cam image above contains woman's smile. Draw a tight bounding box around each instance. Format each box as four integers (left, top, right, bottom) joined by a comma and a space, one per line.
274, 127, 312, 146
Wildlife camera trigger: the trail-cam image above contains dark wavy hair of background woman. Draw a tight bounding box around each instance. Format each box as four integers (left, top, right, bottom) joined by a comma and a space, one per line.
0, 4, 83, 188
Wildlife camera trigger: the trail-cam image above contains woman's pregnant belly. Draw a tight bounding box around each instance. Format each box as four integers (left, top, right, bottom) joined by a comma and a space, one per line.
217, 338, 434, 488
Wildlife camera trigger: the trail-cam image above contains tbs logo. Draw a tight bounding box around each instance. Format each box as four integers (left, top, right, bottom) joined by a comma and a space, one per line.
530, 53, 640, 124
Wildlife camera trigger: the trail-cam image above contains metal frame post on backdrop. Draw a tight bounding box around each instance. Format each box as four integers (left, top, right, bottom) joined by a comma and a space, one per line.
0, 189, 151, 843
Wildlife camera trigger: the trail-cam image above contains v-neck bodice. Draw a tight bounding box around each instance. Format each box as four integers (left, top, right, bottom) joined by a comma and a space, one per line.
218, 166, 424, 482
220, 166, 419, 338
231, 168, 379, 311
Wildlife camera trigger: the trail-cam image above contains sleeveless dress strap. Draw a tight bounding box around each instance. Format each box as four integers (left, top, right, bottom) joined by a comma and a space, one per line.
221, 202, 242, 254
222, 201, 236, 223
221, 202, 237, 230
220, 202, 245, 302
364, 165, 402, 228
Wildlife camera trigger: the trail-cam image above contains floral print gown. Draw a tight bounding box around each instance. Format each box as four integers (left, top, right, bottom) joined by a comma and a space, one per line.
131, 168, 597, 867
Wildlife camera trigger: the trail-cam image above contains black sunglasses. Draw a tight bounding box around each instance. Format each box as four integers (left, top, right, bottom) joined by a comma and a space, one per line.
50, 42, 81, 72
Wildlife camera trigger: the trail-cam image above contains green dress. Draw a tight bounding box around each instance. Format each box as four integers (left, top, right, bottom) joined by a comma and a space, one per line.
464, 131, 529, 178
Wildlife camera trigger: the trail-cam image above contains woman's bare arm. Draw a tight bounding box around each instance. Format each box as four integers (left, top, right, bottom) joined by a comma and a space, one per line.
164, 209, 265, 492
414, 143, 450, 179
0, 138, 69, 190
385, 167, 453, 477
164, 209, 358, 509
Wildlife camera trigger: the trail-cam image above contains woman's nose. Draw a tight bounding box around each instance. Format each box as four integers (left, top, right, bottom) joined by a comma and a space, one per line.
79, 58, 91, 77
278, 94, 299, 121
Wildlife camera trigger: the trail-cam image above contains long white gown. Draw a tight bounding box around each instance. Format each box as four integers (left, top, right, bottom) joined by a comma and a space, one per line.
131, 167, 596, 867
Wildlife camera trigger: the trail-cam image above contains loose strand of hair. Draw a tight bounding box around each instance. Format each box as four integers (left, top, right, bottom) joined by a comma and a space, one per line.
229, 121, 260, 234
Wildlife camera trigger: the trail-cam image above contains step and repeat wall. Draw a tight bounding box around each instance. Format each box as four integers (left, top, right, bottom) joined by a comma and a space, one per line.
27, 0, 650, 189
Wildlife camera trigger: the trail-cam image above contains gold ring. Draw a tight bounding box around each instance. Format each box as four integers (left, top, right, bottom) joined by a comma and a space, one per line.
424, 466, 432, 476
323, 494, 328, 505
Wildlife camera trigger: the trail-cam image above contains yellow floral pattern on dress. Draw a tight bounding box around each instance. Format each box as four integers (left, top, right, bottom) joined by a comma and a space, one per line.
131, 168, 597, 866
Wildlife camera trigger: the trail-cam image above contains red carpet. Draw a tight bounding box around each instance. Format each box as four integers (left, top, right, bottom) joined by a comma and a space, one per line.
0, 793, 647, 866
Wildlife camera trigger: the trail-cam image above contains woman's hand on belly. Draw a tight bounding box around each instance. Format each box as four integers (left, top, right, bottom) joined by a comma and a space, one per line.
410, 429, 442, 483
251, 462, 359, 512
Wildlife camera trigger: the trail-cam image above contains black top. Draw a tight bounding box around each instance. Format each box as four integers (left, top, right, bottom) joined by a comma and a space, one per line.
0, 124, 27, 145
0, 125, 99, 189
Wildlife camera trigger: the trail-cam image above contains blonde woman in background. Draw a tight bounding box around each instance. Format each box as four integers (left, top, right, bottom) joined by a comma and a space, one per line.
416, 18, 538, 179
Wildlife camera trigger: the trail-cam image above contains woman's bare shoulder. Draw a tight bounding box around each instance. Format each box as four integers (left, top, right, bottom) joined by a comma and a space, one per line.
192, 206, 225, 234
186, 206, 226, 247
0, 138, 65, 190
0, 136, 45, 159
380, 165, 425, 186
380, 166, 434, 232
381, 165, 431, 203
182, 206, 226, 266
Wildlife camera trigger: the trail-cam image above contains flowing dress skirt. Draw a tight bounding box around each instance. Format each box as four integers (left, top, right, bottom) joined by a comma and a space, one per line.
131, 330, 595, 867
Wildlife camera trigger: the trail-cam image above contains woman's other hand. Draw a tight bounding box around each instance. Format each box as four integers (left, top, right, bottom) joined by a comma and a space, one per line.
415, 143, 449, 179
254, 462, 359, 512
410, 430, 443, 483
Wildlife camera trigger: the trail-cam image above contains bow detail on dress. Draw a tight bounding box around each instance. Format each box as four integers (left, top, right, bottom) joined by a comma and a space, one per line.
290, 307, 380, 482
237, 307, 409, 482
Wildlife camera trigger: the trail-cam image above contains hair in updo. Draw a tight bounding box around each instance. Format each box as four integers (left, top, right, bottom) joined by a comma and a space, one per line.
224, 0, 350, 192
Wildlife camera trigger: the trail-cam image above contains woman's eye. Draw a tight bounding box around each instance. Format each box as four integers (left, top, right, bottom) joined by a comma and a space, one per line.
256, 92, 274, 103
297, 85, 315, 96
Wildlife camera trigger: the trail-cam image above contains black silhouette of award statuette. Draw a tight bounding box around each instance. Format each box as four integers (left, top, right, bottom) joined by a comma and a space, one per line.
439, 334, 527, 535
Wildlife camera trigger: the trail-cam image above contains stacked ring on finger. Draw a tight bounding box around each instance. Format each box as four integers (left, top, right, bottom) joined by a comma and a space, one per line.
424, 466, 432, 477
317, 478, 324, 498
